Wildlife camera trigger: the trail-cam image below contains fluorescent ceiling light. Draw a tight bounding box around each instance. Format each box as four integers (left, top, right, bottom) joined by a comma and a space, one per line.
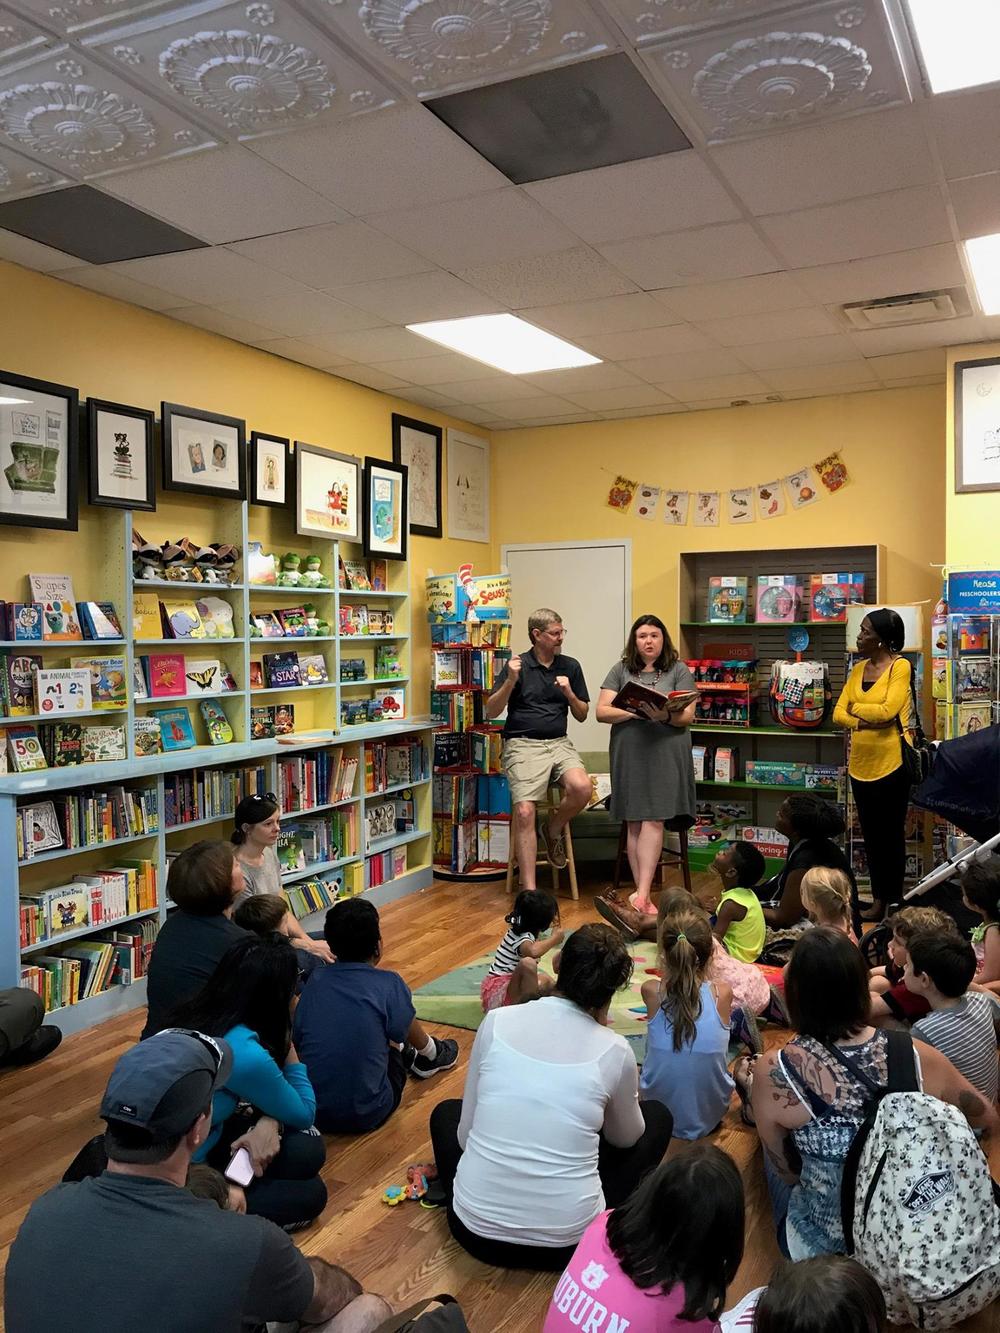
406, 314, 601, 374
905, 0, 1000, 94
964, 233, 1000, 314
0, 396, 31, 405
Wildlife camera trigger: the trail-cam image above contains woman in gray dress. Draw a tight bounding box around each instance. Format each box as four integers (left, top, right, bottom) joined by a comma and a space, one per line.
596, 615, 697, 918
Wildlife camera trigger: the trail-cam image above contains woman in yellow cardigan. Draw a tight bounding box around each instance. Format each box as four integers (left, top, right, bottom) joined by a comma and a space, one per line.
833, 609, 913, 922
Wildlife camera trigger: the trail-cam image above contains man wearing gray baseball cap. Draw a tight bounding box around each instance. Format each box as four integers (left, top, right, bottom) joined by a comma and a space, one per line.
4, 1028, 392, 1332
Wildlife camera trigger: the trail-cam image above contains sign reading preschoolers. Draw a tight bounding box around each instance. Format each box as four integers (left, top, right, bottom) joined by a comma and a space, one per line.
947, 570, 1000, 614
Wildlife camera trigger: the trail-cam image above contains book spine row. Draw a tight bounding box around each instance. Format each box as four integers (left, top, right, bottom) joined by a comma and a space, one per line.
366, 845, 407, 889
19, 917, 159, 1012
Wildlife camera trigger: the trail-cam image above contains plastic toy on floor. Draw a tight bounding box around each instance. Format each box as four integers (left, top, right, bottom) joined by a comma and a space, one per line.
382, 1163, 438, 1206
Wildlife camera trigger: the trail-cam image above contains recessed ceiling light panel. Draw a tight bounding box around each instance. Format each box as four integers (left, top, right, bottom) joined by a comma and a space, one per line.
964, 233, 1000, 314
406, 314, 601, 374
905, 0, 1000, 94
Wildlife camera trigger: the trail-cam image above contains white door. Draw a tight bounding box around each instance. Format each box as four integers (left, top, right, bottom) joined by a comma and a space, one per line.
501, 539, 632, 755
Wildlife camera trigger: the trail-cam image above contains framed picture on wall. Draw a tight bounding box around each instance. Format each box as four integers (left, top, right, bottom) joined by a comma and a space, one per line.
391, 413, 441, 538
363, 456, 408, 561
250, 432, 291, 508
447, 428, 489, 543
86, 397, 155, 511
954, 356, 1000, 494
0, 369, 79, 531
295, 442, 361, 541
161, 402, 246, 498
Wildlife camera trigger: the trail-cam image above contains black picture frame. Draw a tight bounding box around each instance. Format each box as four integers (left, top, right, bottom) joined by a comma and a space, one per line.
0, 369, 79, 531
391, 412, 442, 538
161, 401, 246, 499
86, 397, 156, 511
363, 455, 409, 561
954, 356, 1000, 494
249, 431, 291, 508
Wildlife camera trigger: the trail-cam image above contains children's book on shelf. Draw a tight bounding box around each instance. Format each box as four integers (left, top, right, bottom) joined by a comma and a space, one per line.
250, 611, 284, 638
146, 653, 187, 698
343, 559, 372, 591
374, 644, 401, 678
809, 572, 865, 623
381, 608, 395, 635
369, 559, 388, 592
263, 652, 301, 688
375, 687, 405, 719
276, 607, 308, 636
199, 699, 234, 745
195, 596, 235, 640
133, 716, 163, 757
41, 599, 83, 641
249, 661, 264, 690
4, 653, 43, 715
151, 707, 196, 752
338, 606, 354, 636
77, 601, 123, 639
340, 699, 368, 726
132, 592, 161, 639
161, 599, 206, 640
947, 615, 991, 656
184, 659, 224, 694
251, 706, 275, 740
48, 885, 90, 934
708, 576, 748, 624
247, 541, 277, 586
350, 605, 369, 636
276, 829, 306, 872
29, 573, 75, 604
41, 721, 84, 767
434, 651, 462, 687
69, 656, 128, 709
10, 603, 43, 640
340, 657, 366, 682
366, 801, 396, 844
298, 653, 328, 685
368, 609, 385, 636
7, 725, 46, 771
81, 724, 128, 763
34, 667, 93, 714
133, 660, 149, 701
755, 575, 801, 624
273, 704, 294, 735
20, 799, 63, 854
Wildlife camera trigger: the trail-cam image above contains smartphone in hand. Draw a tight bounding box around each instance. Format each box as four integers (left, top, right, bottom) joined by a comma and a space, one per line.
224, 1146, 255, 1187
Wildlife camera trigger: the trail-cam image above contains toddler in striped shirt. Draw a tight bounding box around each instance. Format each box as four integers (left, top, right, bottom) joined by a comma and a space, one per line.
481, 890, 563, 1012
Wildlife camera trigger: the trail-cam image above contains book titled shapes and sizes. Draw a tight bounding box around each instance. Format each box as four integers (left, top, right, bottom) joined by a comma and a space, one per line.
263, 652, 301, 689
28, 574, 75, 605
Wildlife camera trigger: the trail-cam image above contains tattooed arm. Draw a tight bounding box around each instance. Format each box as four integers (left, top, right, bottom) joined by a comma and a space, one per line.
913, 1039, 1000, 1139
750, 1048, 811, 1185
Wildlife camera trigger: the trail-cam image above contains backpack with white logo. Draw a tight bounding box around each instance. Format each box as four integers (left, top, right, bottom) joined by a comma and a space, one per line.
769, 660, 830, 729
833, 1034, 1000, 1329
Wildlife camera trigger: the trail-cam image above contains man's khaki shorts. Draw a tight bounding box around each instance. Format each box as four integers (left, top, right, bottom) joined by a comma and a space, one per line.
502, 736, 585, 804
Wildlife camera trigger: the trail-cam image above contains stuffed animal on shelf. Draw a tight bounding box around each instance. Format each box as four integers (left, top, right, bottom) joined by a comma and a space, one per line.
278, 552, 302, 587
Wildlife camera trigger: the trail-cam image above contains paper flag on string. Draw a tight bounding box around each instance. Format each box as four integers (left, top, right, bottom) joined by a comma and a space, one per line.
728, 487, 754, 523
693, 491, 719, 527
663, 490, 689, 525
783, 466, 820, 509
607, 476, 638, 512
635, 483, 661, 520
814, 452, 849, 493
756, 480, 785, 520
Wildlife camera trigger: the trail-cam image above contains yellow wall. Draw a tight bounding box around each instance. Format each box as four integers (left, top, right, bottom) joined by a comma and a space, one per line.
946, 342, 1000, 569
493, 386, 946, 635
0, 259, 493, 706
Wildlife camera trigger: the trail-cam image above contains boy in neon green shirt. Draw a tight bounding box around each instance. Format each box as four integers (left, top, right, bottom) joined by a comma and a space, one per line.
711, 842, 767, 962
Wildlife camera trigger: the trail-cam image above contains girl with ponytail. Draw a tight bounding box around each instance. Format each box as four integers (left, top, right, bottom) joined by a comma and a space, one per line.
640, 908, 735, 1139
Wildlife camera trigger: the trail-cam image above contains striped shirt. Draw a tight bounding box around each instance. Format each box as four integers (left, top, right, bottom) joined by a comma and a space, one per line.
487, 929, 534, 977
913, 992, 999, 1103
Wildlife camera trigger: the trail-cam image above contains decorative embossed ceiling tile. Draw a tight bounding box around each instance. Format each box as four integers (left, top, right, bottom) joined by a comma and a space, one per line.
298, 0, 616, 98
0, 139, 67, 198
0, 5, 54, 65
640, 0, 911, 144
8, 0, 169, 38
0, 45, 216, 176
596, 0, 800, 47
83, 0, 396, 141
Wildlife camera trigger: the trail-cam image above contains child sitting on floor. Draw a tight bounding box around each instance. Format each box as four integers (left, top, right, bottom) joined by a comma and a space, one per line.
233, 891, 323, 986
640, 908, 735, 1138
800, 866, 858, 942
868, 905, 957, 1026
724, 1256, 886, 1332
186, 1163, 245, 1214
292, 898, 458, 1134
544, 1145, 744, 1332
665, 887, 770, 1040
712, 842, 767, 963
905, 929, 999, 1103
481, 890, 564, 1012
963, 854, 1000, 998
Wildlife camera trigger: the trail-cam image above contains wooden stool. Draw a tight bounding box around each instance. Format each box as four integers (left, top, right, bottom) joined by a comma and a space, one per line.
505, 788, 579, 900
612, 822, 692, 896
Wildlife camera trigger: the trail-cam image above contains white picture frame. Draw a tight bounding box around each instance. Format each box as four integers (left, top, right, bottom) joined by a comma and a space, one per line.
954, 356, 1000, 494
447, 428, 490, 544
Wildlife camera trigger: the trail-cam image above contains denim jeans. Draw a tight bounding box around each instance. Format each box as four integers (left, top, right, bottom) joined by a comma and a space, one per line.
761, 1144, 793, 1259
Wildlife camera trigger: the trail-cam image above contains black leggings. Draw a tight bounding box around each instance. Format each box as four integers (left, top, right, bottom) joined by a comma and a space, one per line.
209, 1123, 327, 1229
851, 765, 912, 907
428, 1098, 673, 1271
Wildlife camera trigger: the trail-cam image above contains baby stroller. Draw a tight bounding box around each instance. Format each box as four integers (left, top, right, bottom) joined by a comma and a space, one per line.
862, 725, 1000, 966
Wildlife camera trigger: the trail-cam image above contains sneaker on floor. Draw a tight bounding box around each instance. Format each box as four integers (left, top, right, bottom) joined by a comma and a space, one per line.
401, 1043, 417, 1072
731, 1005, 763, 1056
410, 1038, 460, 1079
1, 1025, 62, 1068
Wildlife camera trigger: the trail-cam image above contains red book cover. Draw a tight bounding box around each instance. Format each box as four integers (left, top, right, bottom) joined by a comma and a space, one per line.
147, 653, 186, 698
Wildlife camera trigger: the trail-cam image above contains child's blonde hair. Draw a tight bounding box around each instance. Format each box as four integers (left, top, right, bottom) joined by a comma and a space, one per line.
801, 867, 852, 927
657, 908, 713, 1052
655, 887, 699, 929
887, 905, 954, 944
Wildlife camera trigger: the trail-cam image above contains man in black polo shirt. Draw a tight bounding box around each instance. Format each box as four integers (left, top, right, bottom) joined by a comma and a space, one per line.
486, 607, 590, 889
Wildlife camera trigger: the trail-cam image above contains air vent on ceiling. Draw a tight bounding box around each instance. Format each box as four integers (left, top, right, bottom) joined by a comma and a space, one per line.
840, 288, 970, 330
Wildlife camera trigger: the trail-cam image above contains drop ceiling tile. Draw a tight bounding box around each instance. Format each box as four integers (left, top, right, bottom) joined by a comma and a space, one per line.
598, 222, 781, 289
600, 404, 687, 418
334, 365, 411, 392
562, 385, 676, 411
622, 347, 750, 381
735, 333, 863, 370
0, 45, 217, 178
881, 374, 946, 388
641, 0, 910, 144
756, 360, 879, 391
864, 350, 946, 379
449, 405, 496, 425
522, 364, 647, 393
306, 325, 440, 362
487, 421, 519, 429
710, 106, 934, 215
578, 323, 716, 360
231, 221, 433, 288
252, 337, 355, 369
215, 287, 385, 336
55, 262, 182, 309
424, 376, 545, 402
650, 271, 811, 321
929, 86, 1000, 181
250, 105, 507, 214
458, 247, 636, 308
102, 247, 293, 305
791, 244, 966, 305
694, 305, 840, 346
297, 0, 614, 98
778, 385, 880, 401
758, 187, 952, 269
99, 146, 347, 245
166, 304, 284, 343
84, 1, 395, 142
0, 225, 76, 270
329, 270, 498, 324
683, 394, 779, 409
523, 151, 739, 244
0, 142, 67, 201
512, 413, 599, 426
653, 372, 770, 400
396, 387, 461, 411
948, 174, 1000, 241
521, 293, 681, 339
846, 316, 985, 358
598, 0, 783, 47
367, 188, 578, 270
0, 5, 54, 64
365, 353, 506, 386
491, 393, 582, 417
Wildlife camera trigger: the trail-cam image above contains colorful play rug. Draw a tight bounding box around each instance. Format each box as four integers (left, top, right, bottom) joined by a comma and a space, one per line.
413, 938, 660, 1063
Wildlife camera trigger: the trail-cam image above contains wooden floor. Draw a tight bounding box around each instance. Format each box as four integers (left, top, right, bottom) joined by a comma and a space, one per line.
0, 872, 996, 1331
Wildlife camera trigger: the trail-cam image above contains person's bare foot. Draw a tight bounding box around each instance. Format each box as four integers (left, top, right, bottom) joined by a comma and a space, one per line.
628, 892, 657, 916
